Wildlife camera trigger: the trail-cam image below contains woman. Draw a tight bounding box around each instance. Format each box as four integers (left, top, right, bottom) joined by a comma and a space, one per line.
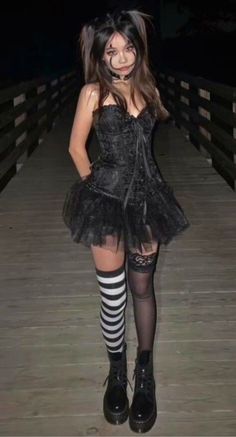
62, 9, 190, 433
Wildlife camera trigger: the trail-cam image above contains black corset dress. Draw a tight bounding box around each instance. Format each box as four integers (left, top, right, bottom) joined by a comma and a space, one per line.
62, 104, 190, 253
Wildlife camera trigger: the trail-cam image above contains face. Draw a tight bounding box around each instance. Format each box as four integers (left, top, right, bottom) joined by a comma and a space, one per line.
103, 32, 136, 78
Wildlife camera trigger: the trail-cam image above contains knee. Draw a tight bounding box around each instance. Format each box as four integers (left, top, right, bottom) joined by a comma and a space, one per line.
96, 263, 125, 281
95, 264, 127, 308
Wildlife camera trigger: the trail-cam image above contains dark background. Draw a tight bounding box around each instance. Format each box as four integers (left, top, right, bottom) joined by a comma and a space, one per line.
1, 0, 236, 87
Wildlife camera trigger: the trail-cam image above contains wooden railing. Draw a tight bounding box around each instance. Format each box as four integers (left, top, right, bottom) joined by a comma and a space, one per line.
2, 66, 235, 192
158, 67, 236, 190
0, 69, 78, 192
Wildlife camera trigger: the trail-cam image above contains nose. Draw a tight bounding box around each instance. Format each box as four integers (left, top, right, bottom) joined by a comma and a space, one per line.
119, 51, 128, 64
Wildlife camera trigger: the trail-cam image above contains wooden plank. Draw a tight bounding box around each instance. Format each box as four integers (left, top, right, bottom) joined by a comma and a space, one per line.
1, 291, 236, 313
1, 357, 236, 390
0, 415, 236, 436
0, 341, 235, 368
0, 319, 235, 345
0, 383, 236, 419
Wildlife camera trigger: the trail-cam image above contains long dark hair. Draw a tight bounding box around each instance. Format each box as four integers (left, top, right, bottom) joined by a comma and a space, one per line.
79, 9, 170, 121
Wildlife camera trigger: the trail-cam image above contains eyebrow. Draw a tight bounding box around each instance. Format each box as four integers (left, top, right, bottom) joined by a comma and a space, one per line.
106, 42, 132, 50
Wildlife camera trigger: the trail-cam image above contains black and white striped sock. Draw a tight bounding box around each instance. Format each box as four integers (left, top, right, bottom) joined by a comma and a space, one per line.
96, 264, 127, 355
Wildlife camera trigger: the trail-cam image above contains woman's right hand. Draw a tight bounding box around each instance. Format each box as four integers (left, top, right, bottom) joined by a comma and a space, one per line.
81, 173, 92, 181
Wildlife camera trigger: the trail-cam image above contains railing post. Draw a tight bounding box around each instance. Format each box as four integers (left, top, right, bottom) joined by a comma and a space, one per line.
174, 75, 182, 129
26, 86, 38, 156
198, 87, 212, 164
46, 79, 53, 132
14, 91, 27, 171
188, 80, 200, 150
0, 99, 16, 191
232, 93, 236, 190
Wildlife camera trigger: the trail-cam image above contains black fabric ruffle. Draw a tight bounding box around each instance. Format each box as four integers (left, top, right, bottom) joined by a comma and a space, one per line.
62, 177, 190, 253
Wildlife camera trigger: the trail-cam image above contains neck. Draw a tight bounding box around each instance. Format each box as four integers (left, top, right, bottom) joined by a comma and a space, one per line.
108, 68, 133, 81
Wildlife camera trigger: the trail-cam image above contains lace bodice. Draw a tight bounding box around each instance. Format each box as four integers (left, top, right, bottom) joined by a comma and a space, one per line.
88, 104, 164, 207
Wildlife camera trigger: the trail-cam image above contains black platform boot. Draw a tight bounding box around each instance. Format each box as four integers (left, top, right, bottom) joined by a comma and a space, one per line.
103, 342, 132, 425
129, 347, 157, 433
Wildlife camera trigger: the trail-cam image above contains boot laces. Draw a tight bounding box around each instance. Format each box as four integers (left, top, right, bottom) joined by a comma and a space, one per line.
132, 360, 154, 399
103, 360, 133, 392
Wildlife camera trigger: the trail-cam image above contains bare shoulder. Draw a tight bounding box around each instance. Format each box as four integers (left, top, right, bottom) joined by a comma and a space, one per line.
79, 82, 100, 111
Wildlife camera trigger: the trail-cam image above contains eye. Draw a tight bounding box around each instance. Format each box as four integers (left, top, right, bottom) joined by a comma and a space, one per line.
106, 50, 116, 56
126, 45, 134, 51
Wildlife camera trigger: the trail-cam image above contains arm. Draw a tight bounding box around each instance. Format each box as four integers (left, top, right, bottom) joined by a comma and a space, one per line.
155, 86, 171, 119
68, 84, 98, 179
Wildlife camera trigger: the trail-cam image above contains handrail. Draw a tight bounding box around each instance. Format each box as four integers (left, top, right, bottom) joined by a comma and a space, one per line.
158, 67, 236, 190
0, 69, 78, 191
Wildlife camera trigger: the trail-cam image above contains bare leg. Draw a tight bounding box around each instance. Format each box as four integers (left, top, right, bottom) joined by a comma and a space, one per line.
91, 240, 125, 271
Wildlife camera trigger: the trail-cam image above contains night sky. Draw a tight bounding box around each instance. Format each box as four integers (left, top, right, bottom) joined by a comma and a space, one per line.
1, 0, 236, 86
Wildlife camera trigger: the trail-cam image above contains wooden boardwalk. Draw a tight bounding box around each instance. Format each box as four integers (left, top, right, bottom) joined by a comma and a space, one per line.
0, 99, 236, 436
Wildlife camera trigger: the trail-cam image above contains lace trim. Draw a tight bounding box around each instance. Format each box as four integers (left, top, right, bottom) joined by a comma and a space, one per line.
127, 252, 157, 272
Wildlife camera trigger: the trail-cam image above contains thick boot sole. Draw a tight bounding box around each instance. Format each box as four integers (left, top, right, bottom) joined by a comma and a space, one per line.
129, 402, 157, 433
103, 396, 129, 425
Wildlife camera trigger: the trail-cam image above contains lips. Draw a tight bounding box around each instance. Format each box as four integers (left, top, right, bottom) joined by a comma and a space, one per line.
117, 66, 130, 71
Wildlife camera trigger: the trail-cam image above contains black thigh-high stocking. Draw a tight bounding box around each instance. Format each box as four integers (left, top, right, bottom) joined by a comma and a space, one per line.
127, 251, 158, 352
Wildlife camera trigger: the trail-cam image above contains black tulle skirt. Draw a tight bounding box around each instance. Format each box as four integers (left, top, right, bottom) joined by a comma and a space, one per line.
62, 176, 190, 253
